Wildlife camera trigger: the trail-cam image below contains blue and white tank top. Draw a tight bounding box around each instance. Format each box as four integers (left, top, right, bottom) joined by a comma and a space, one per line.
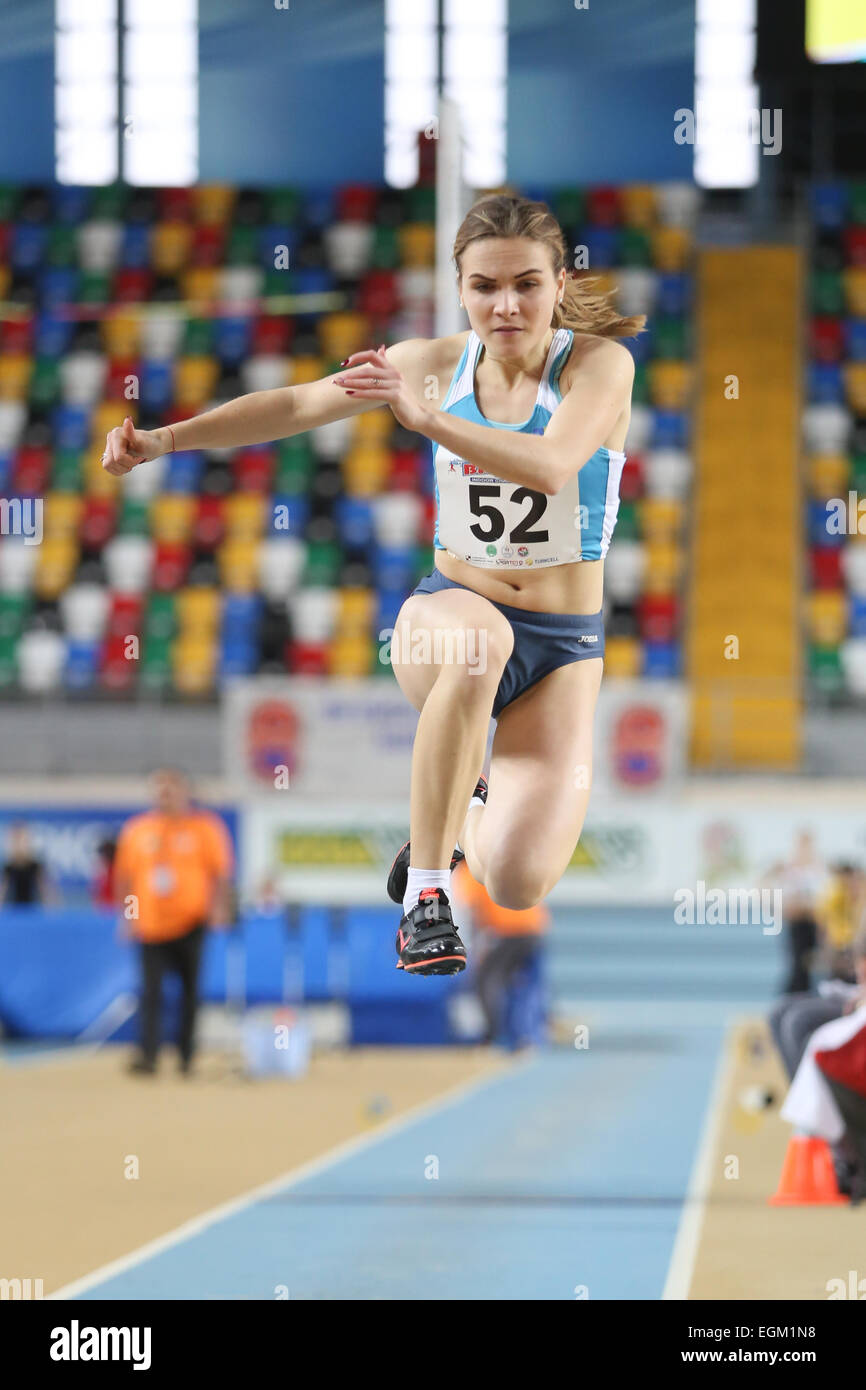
432, 328, 626, 568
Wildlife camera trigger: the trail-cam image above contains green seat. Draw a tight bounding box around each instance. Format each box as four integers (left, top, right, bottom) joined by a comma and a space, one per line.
371, 226, 399, 270
615, 501, 639, 540
46, 226, 78, 268
849, 181, 866, 226
117, 497, 150, 536
182, 318, 214, 355
275, 439, 315, 493
90, 184, 127, 220
653, 316, 688, 359
144, 594, 176, 641
77, 271, 111, 304
407, 186, 435, 223
553, 188, 585, 228
0, 594, 30, 640
267, 188, 302, 223
631, 363, 649, 405
0, 634, 18, 686
303, 541, 341, 587
31, 359, 62, 410
620, 228, 652, 268
808, 644, 845, 697
225, 226, 257, 266
0, 185, 19, 219
810, 270, 845, 316
413, 545, 434, 583
52, 447, 83, 491
850, 453, 866, 495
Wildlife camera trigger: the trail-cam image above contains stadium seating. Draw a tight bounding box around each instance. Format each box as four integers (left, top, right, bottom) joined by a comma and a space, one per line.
0, 180, 693, 695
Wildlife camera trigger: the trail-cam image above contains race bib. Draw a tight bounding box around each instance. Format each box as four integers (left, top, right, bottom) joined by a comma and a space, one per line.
436, 464, 585, 569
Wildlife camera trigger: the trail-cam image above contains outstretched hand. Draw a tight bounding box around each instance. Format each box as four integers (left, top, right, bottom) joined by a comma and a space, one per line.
332, 345, 427, 433
102, 417, 166, 477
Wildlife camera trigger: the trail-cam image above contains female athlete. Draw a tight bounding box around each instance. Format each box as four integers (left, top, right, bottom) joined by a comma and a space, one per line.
103, 194, 645, 980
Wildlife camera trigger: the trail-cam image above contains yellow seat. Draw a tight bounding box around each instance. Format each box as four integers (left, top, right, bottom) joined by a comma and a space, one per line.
620, 184, 657, 229
0, 266, 11, 300
83, 445, 122, 498
223, 494, 265, 539
328, 634, 373, 677
342, 443, 390, 496
843, 268, 866, 317
192, 185, 235, 226
336, 587, 375, 637
845, 363, 866, 415
151, 495, 196, 544
651, 226, 691, 272
35, 537, 78, 600
43, 493, 83, 540
353, 410, 393, 443
0, 353, 32, 400
151, 222, 193, 276
101, 311, 141, 361
180, 266, 220, 309
290, 354, 326, 385
218, 538, 259, 592
318, 312, 370, 365
643, 540, 682, 595
603, 635, 642, 678
648, 361, 690, 411
175, 356, 220, 408
806, 590, 847, 646
807, 452, 849, 498
172, 636, 216, 695
91, 402, 130, 443
638, 497, 685, 544
398, 223, 435, 267
176, 586, 221, 632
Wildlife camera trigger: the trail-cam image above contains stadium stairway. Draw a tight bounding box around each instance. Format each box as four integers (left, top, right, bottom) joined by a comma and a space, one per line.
687, 247, 802, 769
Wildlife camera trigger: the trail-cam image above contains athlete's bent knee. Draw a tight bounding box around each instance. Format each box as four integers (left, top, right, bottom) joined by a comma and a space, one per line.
484, 857, 549, 912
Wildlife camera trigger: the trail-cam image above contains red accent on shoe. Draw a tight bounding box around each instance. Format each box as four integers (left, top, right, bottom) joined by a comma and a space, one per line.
418, 888, 441, 900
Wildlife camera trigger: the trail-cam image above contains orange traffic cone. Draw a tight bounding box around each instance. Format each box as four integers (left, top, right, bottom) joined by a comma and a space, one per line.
769, 1134, 850, 1206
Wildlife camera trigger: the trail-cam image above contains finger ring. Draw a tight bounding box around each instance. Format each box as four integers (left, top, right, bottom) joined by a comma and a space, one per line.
372, 378, 379, 386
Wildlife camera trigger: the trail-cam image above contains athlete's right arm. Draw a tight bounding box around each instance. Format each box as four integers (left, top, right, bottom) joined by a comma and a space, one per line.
102, 339, 433, 476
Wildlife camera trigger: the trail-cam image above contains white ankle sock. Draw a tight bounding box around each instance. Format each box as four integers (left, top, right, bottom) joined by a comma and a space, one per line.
404, 867, 451, 918
455, 793, 486, 854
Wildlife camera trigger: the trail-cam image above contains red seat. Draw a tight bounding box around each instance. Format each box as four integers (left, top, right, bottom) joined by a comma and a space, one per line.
389, 449, 421, 492
193, 496, 225, 550
107, 594, 143, 639
336, 185, 378, 222
0, 224, 12, 259
105, 358, 139, 397
420, 494, 436, 543
152, 542, 191, 592
619, 455, 644, 502
358, 271, 400, 319
286, 640, 328, 676
12, 446, 50, 496
80, 498, 116, 549
811, 546, 843, 588
811, 316, 845, 364
158, 188, 194, 222
233, 448, 274, 493
252, 315, 292, 354
190, 224, 225, 269
587, 187, 622, 227
100, 635, 137, 692
113, 269, 153, 303
844, 227, 866, 268
638, 594, 678, 642
1, 316, 34, 353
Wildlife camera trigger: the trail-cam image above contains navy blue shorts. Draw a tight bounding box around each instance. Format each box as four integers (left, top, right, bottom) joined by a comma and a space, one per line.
410, 569, 605, 719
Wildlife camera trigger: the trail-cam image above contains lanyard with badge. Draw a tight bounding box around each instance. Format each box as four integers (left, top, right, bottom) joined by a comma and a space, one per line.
152, 821, 178, 897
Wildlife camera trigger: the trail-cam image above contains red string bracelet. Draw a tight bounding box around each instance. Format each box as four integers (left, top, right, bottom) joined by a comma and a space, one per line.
168, 425, 176, 452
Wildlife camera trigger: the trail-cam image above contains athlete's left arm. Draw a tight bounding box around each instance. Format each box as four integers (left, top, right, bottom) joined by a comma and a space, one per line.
334, 339, 634, 496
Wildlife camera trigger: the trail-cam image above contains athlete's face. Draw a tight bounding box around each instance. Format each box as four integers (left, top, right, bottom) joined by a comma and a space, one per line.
458, 238, 565, 354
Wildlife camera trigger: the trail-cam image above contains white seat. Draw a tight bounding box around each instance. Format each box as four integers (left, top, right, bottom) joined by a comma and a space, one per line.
121, 454, 166, 499
258, 538, 306, 601
643, 448, 691, 499
75, 219, 123, 272
0, 538, 38, 593
396, 268, 435, 305
59, 351, 108, 406
219, 265, 263, 304
842, 545, 866, 598
613, 268, 658, 318
656, 181, 701, 227
102, 536, 153, 594
241, 355, 291, 394
840, 638, 866, 696
373, 494, 421, 548
802, 403, 850, 454
0, 401, 26, 450
603, 540, 646, 602
311, 417, 353, 459
140, 311, 185, 361
289, 586, 338, 642
60, 583, 110, 640
18, 630, 65, 692
323, 222, 374, 277
625, 404, 653, 453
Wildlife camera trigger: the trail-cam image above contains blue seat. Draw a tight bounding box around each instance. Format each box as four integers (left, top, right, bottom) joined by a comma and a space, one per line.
376, 592, 405, 632
656, 272, 691, 316
213, 315, 253, 366
650, 408, 688, 449
12, 224, 48, 272
643, 640, 681, 678
622, 326, 653, 365
811, 182, 848, 231
39, 267, 78, 308
64, 639, 100, 691
850, 596, 866, 637
807, 363, 844, 405
138, 359, 174, 412
52, 404, 89, 451
846, 319, 866, 362
120, 224, 151, 269
219, 640, 260, 677
809, 501, 844, 547
0, 451, 12, 493
270, 494, 309, 535
163, 450, 205, 494
222, 594, 263, 638
259, 224, 302, 269
579, 225, 619, 269
301, 189, 336, 229
335, 495, 374, 549
374, 545, 416, 591
34, 311, 74, 358
53, 186, 91, 224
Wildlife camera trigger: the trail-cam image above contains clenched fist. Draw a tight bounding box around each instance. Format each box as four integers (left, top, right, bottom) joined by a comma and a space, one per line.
102, 417, 167, 476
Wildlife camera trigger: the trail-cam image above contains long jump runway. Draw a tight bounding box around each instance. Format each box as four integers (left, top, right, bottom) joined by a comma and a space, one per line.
51, 1027, 725, 1301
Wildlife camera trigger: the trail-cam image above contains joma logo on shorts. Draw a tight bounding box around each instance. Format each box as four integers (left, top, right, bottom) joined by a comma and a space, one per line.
576, 635, 598, 644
